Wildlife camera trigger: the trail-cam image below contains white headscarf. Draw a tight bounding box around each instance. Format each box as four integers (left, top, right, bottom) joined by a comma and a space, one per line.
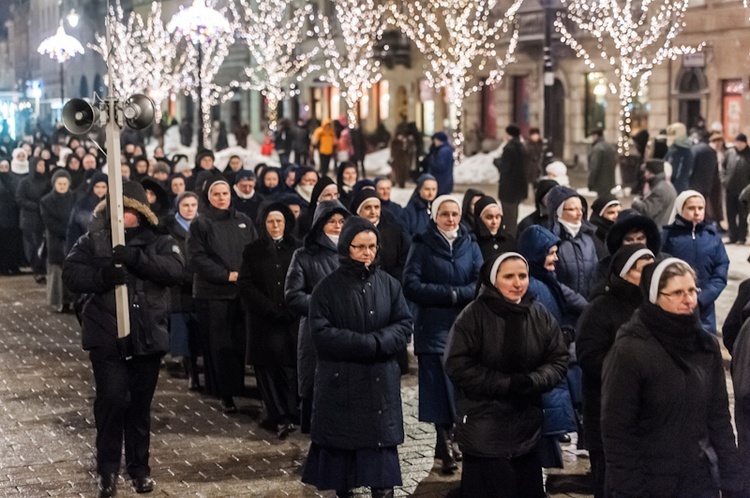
489, 252, 528, 286
668, 189, 705, 224
648, 257, 688, 304
10, 148, 28, 175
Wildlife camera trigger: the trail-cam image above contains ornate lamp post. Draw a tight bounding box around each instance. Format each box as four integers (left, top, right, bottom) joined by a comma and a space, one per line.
37, 21, 85, 107
168, 0, 231, 150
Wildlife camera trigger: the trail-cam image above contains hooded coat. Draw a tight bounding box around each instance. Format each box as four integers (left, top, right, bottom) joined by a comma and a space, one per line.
472, 195, 516, 261
238, 203, 301, 367
257, 166, 285, 200
15, 160, 50, 232
40, 174, 76, 266
400, 173, 436, 236
186, 177, 258, 300
545, 186, 605, 301
0, 168, 20, 230
661, 215, 728, 333
162, 205, 197, 314
428, 142, 454, 196
665, 138, 695, 193
518, 179, 558, 235
587, 137, 618, 197
493, 136, 528, 203
589, 195, 618, 246
285, 200, 350, 400
402, 222, 483, 355
66, 173, 107, 252
297, 176, 336, 237
308, 217, 411, 449
460, 188, 484, 233
230, 170, 265, 222
444, 256, 568, 458
601, 263, 743, 496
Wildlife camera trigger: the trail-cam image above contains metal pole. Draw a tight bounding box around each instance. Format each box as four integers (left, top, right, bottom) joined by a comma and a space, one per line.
197, 42, 204, 151
60, 62, 64, 107
542, 0, 554, 166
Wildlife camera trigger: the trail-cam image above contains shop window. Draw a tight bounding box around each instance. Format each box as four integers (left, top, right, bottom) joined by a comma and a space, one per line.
585, 72, 607, 136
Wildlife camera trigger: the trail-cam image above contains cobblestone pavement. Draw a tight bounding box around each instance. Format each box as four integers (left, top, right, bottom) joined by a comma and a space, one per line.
1, 192, 746, 497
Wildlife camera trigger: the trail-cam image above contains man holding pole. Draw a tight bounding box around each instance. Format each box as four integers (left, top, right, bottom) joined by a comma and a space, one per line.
63, 181, 184, 497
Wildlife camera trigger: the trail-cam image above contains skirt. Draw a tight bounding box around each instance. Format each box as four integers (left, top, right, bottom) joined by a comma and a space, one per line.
302, 443, 402, 491
417, 353, 456, 425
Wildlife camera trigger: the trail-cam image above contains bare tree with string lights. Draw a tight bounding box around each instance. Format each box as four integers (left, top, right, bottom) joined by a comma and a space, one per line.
317, 0, 388, 128
392, 0, 522, 162
555, 0, 703, 153
231, 0, 319, 131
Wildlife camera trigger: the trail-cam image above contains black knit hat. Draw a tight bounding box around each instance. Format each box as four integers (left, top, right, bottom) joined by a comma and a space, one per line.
338, 216, 379, 257
195, 150, 215, 168
644, 160, 665, 175
506, 124, 521, 138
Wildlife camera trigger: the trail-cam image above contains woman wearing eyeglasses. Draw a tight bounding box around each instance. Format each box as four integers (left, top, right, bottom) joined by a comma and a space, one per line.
601, 258, 743, 497
285, 199, 350, 434
302, 217, 412, 498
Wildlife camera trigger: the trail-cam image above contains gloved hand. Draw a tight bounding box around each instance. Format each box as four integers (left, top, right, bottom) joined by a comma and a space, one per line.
508, 374, 533, 394
112, 245, 140, 267
101, 264, 127, 287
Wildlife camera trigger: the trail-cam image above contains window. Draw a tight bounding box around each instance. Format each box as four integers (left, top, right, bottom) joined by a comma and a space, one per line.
585, 72, 607, 136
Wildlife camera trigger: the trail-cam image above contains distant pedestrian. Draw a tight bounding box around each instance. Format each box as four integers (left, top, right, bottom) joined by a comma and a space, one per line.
0, 158, 21, 275
400, 173, 438, 237
16, 156, 51, 283
690, 133, 721, 224
664, 122, 694, 193
631, 160, 676, 228
40, 169, 75, 312
275, 119, 293, 168
494, 125, 528, 236
311, 120, 337, 177
722, 134, 750, 244
390, 132, 413, 188
526, 127, 544, 185
587, 129, 618, 198
427, 132, 454, 195
293, 120, 311, 167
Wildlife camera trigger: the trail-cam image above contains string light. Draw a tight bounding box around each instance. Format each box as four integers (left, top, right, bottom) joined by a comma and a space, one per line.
392, 0, 522, 163
231, 0, 319, 131
316, 0, 388, 128
555, 0, 703, 153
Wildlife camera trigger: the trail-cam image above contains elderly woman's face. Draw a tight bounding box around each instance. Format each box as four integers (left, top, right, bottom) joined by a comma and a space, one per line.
495, 258, 529, 302
209, 183, 231, 210
560, 197, 583, 224
171, 178, 186, 195
0, 160, 9, 172
178, 196, 198, 221
657, 272, 699, 315
349, 230, 378, 268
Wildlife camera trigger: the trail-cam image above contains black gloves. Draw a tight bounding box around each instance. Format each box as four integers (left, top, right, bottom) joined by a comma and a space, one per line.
508, 374, 533, 394
101, 264, 127, 287
112, 245, 140, 267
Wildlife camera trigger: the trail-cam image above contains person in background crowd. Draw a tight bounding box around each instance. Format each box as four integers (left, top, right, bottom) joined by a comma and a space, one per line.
494, 125, 528, 236
167, 174, 186, 207
588, 195, 621, 246
445, 252, 569, 498
187, 177, 257, 413
401, 173, 438, 237
297, 176, 339, 238
632, 129, 650, 162
690, 132, 722, 224
587, 129, 618, 198
723, 133, 750, 244
188, 150, 221, 192
602, 259, 744, 497
67, 172, 108, 252
82, 153, 98, 172
302, 217, 411, 498
10, 147, 29, 182
577, 245, 654, 498
231, 170, 264, 222
141, 177, 170, 218
293, 119, 311, 167
336, 162, 358, 209
631, 159, 677, 228
130, 157, 149, 182
275, 119, 293, 168
283, 166, 298, 193
665, 122, 694, 193
662, 190, 728, 334
258, 166, 284, 200
427, 132, 454, 196
0, 159, 21, 275
285, 200, 350, 434
40, 169, 76, 312
164, 191, 202, 391
473, 195, 516, 261
335, 115, 354, 169
390, 131, 413, 189
63, 181, 184, 498
293, 166, 319, 211
460, 188, 484, 233
312, 120, 337, 177
518, 179, 558, 234
151, 162, 170, 185
402, 195, 483, 475
526, 127, 544, 185
239, 202, 301, 439
375, 178, 404, 225
223, 155, 244, 185
16, 156, 50, 283
65, 153, 85, 190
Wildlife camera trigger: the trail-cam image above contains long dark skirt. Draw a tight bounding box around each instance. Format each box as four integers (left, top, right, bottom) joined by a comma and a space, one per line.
302, 443, 402, 491
195, 298, 246, 398
417, 353, 455, 425
460, 451, 546, 498
0, 227, 21, 274
255, 365, 299, 425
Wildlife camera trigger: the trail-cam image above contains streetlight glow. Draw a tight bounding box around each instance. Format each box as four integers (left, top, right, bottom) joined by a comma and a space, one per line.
37, 21, 85, 63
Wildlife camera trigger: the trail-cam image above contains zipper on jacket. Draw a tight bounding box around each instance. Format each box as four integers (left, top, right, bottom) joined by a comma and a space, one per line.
692, 227, 695, 240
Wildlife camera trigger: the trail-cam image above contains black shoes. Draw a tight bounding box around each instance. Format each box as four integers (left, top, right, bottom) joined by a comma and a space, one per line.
132, 476, 155, 494
97, 473, 118, 498
558, 433, 572, 443
276, 421, 296, 440
435, 425, 458, 474
221, 397, 237, 414
372, 488, 394, 498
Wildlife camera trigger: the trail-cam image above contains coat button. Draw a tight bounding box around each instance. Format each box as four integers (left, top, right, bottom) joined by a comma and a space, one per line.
378, 410, 382, 414
375, 377, 380, 382
369, 310, 374, 315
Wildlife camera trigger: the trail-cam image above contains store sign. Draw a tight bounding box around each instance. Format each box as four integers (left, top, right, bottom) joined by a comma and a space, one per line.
683, 53, 705, 68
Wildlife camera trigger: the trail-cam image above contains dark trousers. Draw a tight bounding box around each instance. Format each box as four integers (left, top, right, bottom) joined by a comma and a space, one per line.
294, 149, 310, 167
726, 191, 747, 242
255, 365, 299, 425
195, 298, 246, 399
21, 225, 45, 275
461, 451, 546, 498
589, 449, 606, 498
500, 201, 520, 238
320, 154, 333, 178
278, 152, 291, 169
89, 347, 161, 478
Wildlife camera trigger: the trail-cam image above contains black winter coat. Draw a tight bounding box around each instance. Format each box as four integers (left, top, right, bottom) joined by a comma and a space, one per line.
576, 277, 641, 453
163, 216, 195, 313
444, 285, 568, 458
309, 260, 411, 449
186, 207, 257, 300
231, 189, 265, 223
602, 309, 743, 496
494, 138, 528, 203
239, 211, 301, 367
16, 172, 50, 232
0, 173, 19, 229
40, 190, 75, 265
62, 225, 184, 354
377, 217, 410, 281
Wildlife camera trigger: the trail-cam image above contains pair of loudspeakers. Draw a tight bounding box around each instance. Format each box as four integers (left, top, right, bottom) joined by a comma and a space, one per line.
62, 94, 155, 135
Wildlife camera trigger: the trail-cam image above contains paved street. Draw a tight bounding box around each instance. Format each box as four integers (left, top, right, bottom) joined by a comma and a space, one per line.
0, 189, 747, 497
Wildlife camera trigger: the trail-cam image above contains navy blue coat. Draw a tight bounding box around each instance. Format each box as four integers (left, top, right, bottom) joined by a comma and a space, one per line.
428, 143, 454, 195
661, 215, 728, 333
309, 261, 411, 450
401, 196, 431, 237
665, 143, 694, 193
402, 224, 482, 355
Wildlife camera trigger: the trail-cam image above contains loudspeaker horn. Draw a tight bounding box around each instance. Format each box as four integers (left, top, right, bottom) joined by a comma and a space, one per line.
62, 99, 100, 135
123, 94, 155, 130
